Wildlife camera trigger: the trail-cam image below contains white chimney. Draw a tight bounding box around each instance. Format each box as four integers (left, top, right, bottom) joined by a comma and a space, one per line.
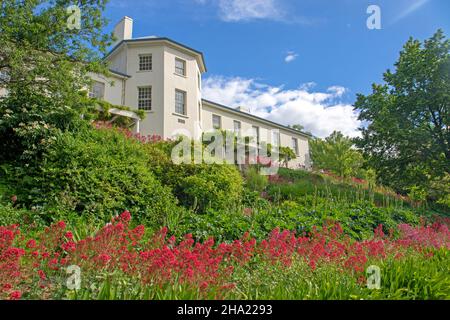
236, 106, 250, 113
113, 16, 133, 45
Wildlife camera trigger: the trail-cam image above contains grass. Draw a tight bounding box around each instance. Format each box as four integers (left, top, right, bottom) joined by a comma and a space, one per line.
268, 168, 448, 217
61, 249, 450, 300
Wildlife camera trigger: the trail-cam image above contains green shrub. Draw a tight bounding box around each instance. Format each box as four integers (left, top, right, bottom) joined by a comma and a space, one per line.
180, 164, 243, 212
145, 141, 244, 213
277, 167, 316, 182
0, 202, 47, 229
11, 127, 179, 227
244, 166, 269, 193
171, 197, 422, 242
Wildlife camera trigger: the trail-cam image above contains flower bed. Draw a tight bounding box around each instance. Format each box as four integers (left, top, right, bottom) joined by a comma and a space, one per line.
1, 211, 449, 300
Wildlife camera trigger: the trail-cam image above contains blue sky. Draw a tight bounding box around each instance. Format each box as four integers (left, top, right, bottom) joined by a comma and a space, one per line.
104, 0, 449, 137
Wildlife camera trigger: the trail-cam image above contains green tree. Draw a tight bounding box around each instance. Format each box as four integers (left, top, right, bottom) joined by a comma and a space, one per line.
279, 146, 296, 168
310, 131, 364, 179
354, 30, 449, 193
291, 124, 304, 131
288, 124, 312, 135
0, 0, 112, 164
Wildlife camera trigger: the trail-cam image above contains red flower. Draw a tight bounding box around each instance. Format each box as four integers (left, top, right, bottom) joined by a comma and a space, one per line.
62, 241, 76, 252
1, 209, 448, 300
65, 232, 73, 240
9, 291, 21, 300
98, 253, 112, 264
2, 283, 12, 291
38, 270, 46, 280
119, 211, 131, 223
26, 239, 37, 249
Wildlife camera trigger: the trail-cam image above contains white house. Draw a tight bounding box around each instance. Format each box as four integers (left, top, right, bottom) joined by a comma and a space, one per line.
92, 17, 313, 169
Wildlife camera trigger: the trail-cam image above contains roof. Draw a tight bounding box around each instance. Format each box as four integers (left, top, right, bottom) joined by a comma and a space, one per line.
202, 99, 313, 139
108, 69, 131, 78
105, 37, 207, 73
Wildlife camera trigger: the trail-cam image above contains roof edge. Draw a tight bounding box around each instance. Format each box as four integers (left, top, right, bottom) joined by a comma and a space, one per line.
109, 69, 131, 78
105, 38, 207, 73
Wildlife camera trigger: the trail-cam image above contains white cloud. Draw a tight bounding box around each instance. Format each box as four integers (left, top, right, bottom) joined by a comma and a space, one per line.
284, 51, 298, 63
194, 0, 322, 24
391, 0, 430, 24
202, 76, 361, 138
217, 0, 282, 22
327, 85, 346, 97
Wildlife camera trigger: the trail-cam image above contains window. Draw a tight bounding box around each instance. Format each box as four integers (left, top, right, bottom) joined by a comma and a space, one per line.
139, 54, 152, 71
175, 58, 186, 76
198, 102, 202, 122
212, 114, 221, 130
138, 86, 152, 110
198, 72, 201, 89
175, 89, 186, 115
272, 131, 280, 146
252, 126, 260, 145
292, 137, 299, 155
89, 81, 105, 100
233, 121, 241, 134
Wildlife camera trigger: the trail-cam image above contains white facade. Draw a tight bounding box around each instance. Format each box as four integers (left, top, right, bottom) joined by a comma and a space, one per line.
93, 17, 312, 169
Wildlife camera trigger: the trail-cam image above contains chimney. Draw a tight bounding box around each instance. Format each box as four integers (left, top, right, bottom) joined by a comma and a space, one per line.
113, 16, 133, 46
235, 106, 250, 113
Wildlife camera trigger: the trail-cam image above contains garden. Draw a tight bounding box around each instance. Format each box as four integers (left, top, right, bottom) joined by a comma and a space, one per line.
0, 123, 449, 300
1, 210, 449, 300
1, 0, 449, 300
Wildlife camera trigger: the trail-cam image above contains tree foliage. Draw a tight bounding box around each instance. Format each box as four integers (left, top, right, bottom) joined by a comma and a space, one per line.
310, 131, 364, 178
0, 0, 112, 164
279, 146, 297, 168
354, 30, 449, 195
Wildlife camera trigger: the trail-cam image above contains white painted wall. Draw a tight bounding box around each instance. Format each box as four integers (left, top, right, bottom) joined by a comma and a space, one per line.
108, 47, 128, 75
103, 41, 204, 140
163, 45, 202, 140
89, 72, 125, 106
202, 101, 311, 169
121, 43, 166, 137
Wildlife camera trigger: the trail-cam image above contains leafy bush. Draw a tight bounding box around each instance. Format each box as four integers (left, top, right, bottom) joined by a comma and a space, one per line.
10, 127, 179, 226
172, 198, 422, 242
180, 164, 243, 212
429, 173, 450, 210
0, 202, 47, 228
244, 166, 269, 193
277, 167, 317, 182
310, 131, 364, 178
145, 141, 244, 213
